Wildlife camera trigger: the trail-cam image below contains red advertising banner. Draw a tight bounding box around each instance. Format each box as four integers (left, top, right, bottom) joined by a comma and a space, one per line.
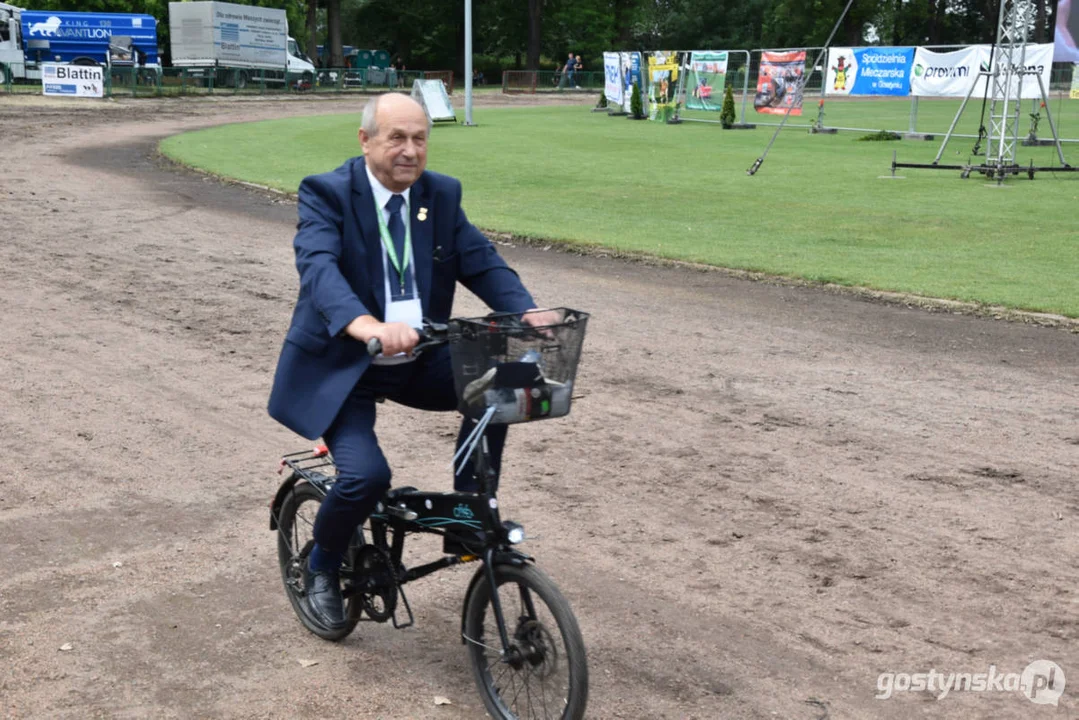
754, 50, 806, 116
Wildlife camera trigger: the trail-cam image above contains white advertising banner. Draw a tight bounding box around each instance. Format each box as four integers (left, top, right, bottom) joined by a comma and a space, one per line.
41, 63, 103, 97
603, 52, 623, 106
168, 1, 287, 70
910, 46, 984, 97
911, 44, 1053, 99
1000, 42, 1054, 99
212, 2, 287, 69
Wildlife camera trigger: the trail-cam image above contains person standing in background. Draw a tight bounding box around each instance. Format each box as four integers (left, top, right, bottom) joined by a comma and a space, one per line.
561, 52, 576, 89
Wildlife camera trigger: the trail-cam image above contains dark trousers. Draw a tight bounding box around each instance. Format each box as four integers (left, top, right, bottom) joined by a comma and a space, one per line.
312, 345, 507, 556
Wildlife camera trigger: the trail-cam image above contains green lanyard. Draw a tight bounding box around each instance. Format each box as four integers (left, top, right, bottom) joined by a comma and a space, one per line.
374, 195, 412, 292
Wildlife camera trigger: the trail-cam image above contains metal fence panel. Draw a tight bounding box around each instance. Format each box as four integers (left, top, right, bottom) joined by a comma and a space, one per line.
501, 70, 603, 94
722, 49, 1079, 139
0, 64, 456, 97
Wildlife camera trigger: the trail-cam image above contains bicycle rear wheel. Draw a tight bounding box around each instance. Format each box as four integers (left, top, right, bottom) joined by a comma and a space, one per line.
463, 563, 588, 720
275, 482, 362, 641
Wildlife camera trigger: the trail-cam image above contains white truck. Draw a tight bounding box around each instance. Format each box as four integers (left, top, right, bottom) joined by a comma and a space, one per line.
167, 0, 314, 89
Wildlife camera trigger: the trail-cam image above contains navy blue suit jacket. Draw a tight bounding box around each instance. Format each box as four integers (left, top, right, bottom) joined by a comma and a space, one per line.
268, 157, 536, 440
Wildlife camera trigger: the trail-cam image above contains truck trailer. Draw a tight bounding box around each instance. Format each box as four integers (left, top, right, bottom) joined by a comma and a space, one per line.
167, 1, 314, 89
0, 2, 160, 83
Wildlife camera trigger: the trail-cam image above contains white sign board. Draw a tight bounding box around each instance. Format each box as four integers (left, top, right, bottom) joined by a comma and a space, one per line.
41, 63, 103, 98
911, 44, 1053, 99
411, 79, 456, 123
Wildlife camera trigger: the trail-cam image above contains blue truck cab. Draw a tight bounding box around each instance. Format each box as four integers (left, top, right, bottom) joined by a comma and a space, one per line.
0, 3, 159, 83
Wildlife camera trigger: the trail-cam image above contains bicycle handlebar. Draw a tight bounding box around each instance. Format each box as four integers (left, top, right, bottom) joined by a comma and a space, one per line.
364, 313, 554, 358
365, 320, 450, 358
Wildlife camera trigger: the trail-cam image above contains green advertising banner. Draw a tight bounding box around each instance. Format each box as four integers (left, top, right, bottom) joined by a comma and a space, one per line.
686, 51, 729, 111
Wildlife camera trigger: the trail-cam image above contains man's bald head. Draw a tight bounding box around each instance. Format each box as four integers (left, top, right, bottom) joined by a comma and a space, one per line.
361, 93, 431, 138
358, 93, 430, 193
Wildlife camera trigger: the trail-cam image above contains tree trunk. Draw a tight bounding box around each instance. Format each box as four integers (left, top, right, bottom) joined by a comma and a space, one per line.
613, 0, 633, 46
526, 0, 542, 71
1034, 0, 1047, 42
846, 14, 862, 46
327, 0, 344, 69
457, 17, 465, 78
927, 0, 941, 45
890, 0, 902, 46
306, 0, 318, 67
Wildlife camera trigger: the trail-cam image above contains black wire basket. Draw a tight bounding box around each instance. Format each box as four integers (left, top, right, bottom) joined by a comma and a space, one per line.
448, 308, 589, 424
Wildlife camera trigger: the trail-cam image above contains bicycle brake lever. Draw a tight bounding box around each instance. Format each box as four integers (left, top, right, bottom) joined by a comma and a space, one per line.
410, 322, 450, 355
410, 339, 442, 355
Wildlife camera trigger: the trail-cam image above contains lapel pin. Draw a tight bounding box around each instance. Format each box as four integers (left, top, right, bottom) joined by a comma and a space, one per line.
417, 207, 428, 222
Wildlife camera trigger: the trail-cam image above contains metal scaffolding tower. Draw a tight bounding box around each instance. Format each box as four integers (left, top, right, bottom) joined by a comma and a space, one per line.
922, 0, 1070, 181
986, 0, 1036, 173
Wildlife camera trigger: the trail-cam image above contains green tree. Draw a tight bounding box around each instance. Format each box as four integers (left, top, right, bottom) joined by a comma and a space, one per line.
542, 0, 615, 70
347, 0, 458, 70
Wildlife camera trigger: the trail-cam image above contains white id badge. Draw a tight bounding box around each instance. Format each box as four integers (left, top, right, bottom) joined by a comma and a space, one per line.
374, 297, 422, 364
385, 296, 422, 328
373, 240, 422, 364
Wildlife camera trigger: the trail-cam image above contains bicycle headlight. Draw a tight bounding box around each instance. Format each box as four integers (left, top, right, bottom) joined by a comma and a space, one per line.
503, 521, 526, 545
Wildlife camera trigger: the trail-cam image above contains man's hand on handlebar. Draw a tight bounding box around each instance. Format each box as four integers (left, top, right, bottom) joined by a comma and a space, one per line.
345, 315, 419, 357
522, 308, 561, 337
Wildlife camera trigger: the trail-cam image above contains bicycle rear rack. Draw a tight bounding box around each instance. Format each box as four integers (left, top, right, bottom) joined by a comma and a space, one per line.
278, 446, 487, 631
279, 445, 337, 493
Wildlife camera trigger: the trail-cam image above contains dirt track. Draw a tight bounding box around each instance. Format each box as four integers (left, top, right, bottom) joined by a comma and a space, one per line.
1, 92, 1077, 720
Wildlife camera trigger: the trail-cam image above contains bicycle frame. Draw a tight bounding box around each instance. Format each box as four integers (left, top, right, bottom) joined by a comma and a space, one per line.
271, 403, 531, 650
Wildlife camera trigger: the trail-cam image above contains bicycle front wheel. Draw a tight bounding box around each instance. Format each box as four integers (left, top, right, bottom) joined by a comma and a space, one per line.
463, 563, 588, 720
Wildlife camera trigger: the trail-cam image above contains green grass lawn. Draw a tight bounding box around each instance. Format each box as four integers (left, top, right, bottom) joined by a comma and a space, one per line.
160, 100, 1079, 317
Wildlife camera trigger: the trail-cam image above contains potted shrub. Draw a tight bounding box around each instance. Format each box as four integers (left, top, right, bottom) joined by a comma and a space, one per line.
720, 83, 736, 128
628, 82, 645, 119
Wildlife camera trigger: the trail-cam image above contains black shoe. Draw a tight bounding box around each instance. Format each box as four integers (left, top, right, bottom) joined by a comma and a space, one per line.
304, 564, 347, 630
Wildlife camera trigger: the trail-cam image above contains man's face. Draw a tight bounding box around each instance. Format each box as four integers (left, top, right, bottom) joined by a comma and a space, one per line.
359, 96, 428, 193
